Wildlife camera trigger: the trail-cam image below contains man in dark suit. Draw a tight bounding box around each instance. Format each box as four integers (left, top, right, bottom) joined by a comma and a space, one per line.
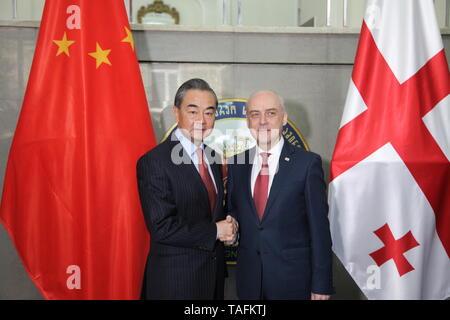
137, 78, 237, 300
227, 90, 334, 300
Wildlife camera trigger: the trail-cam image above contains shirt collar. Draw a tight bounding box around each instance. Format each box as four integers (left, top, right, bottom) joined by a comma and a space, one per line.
174, 127, 204, 157
256, 136, 284, 158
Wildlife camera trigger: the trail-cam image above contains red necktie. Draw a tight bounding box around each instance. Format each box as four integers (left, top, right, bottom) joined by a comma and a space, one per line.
196, 148, 217, 213
253, 152, 271, 221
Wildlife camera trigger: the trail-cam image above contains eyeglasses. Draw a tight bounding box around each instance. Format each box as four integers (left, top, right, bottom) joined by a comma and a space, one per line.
247, 109, 280, 119
185, 109, 216, 119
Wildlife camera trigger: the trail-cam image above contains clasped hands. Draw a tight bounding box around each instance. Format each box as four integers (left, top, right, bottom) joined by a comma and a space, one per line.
216, 215, 238, 245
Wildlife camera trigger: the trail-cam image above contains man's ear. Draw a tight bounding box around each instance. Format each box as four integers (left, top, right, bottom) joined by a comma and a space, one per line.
283, 112, 288, 126
172, 105, 179, 122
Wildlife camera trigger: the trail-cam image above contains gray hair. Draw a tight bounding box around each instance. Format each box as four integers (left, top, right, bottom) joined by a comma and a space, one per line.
247, 90, 286, 113
174, 78, 218, 108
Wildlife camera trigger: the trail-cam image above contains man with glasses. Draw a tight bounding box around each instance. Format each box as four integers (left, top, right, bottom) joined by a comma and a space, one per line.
227, 90, 334, 300
137, 78, 237, 299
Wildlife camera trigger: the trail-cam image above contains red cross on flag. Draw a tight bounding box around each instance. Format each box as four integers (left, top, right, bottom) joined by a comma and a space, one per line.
329, 0, 450, 299
0, 0, 156, 299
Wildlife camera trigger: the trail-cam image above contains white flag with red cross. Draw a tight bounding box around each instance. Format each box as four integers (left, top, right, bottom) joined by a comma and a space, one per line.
329, 0, 450, 299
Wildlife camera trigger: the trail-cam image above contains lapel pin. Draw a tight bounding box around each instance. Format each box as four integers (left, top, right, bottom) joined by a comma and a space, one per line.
285, 157, 290, 162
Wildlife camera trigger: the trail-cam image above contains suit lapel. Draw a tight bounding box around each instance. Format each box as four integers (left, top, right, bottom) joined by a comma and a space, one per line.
244, 147, 260, 222
168, 134, 212, 215
168, 137, 201, 183
261, 141, 295, 223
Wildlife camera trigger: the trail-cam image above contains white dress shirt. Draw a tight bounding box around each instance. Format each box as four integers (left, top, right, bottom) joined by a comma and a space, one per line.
175, 128, 224, 240
250, 137, 284, 197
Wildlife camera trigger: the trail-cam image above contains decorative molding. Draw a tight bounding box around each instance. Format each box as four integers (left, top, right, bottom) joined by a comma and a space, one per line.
137, 0, 180, 24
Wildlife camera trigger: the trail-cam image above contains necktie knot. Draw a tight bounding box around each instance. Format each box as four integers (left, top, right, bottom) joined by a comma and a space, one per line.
260, 152, 271, 166
260, 153, 271, 174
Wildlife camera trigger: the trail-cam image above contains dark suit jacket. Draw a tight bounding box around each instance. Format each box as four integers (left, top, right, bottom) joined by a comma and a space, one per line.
227, 139, 334, 299
137, 132, 226, 299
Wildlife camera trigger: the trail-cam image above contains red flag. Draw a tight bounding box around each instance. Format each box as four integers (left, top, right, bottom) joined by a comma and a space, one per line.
329, 0, 450, 299
0, 0, 156, 299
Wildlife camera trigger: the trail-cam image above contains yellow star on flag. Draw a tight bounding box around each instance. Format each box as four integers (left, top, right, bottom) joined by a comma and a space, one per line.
88, 42, 112, 68
121, 26, 135, 51
53, 32, 75, 57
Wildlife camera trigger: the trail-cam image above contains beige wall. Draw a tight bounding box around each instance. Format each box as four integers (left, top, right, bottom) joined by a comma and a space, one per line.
0, 0, 45, 20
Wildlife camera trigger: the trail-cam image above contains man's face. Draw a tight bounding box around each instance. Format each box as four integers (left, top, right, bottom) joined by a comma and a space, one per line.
173, 89, 217, 145
246, 91, 287, 149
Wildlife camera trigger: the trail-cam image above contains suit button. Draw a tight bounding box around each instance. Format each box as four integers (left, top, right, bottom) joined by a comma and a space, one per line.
256, 251, 260, 255
257, 226, 263, 231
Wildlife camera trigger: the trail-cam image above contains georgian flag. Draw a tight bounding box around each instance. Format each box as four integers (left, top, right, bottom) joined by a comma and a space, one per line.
329, 0, 450, 299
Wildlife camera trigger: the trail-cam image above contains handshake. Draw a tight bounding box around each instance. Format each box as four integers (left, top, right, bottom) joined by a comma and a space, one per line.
216, 215, 238, 245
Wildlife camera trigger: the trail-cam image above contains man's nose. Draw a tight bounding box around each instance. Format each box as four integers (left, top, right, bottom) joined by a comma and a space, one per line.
259, 113, 268, 125
194, 119, 204, 130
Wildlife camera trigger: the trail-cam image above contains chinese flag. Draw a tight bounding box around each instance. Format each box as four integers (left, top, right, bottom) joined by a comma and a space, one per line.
329, 0, 449, 299
0, 0, 156, 299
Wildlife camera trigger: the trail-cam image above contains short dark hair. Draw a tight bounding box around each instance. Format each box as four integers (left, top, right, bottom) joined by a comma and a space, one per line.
174, 78, 218, 108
